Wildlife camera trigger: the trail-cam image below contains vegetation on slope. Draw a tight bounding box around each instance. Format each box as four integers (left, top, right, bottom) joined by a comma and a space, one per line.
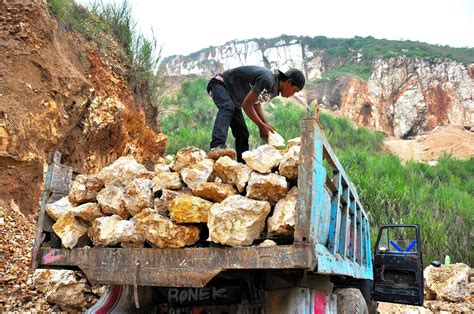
47, 0, 164, 105
160, 78, 473, 265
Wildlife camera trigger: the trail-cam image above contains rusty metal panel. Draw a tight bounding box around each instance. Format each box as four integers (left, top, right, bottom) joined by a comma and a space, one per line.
32, 152, 72, 269
39, 245, 314, 287
294, 119, 316, 245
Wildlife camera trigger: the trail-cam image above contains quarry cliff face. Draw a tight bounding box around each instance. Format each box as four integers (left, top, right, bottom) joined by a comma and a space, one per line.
0, 0, 166, 214
164, 39, 473, 138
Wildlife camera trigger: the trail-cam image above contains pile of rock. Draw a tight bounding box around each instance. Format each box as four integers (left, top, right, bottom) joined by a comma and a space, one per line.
424, 263, 473, 312
0, 200, 53, 312
46, 139, 302, 249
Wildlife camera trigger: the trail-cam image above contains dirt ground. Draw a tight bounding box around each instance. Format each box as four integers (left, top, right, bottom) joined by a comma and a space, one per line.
384, 125, 474, 163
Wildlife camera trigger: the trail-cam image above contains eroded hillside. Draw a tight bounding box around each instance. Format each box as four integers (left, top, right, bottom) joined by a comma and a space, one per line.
0, 0, 167, 214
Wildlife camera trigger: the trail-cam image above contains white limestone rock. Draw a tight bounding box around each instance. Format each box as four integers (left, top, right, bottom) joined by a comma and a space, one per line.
180, 158, 215, 189
258, 239, 277, 247
88, 215, 144, 247
170, 146, 207, 173
208, 195, 271, 247
424, 263, 471, 302
88, 215, 122, 246
268, 131, 285, 147
96, 184, 129, 219
192, 182, 237, 203
97, 156, 147, 186
134, 208, 200, 248
69, 202, 104, 223
267, 186, 298, 235
154, 163, 171, 174
242, 144, 283, 174
246, 172, 288, 205
33, 269, 97, 310
287, 137, 301, 148
213, 156, 252, 192
68, 174, 104, 205
152, 172, 182, 192
52, 213, 88, 249
278, 145, 300, 180
123, 178, 153, 216
46, 196, 71, 221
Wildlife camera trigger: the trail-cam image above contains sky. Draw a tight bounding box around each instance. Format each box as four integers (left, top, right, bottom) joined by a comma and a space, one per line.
77, 0, 474, 57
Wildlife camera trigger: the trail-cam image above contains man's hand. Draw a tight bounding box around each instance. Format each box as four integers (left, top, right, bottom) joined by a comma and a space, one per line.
259, 123, 276, 141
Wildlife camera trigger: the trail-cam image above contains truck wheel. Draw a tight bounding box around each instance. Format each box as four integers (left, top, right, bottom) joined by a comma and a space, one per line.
335, 288, 368, 314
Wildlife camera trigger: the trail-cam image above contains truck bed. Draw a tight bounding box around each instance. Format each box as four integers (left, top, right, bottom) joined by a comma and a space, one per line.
32, 117, 373, 287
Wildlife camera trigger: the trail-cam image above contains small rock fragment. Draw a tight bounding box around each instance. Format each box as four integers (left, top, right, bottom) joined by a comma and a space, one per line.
68, 174, 104, 205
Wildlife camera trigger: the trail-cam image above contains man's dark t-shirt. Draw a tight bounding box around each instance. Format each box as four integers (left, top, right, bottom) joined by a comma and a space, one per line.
221, 66, 280, 107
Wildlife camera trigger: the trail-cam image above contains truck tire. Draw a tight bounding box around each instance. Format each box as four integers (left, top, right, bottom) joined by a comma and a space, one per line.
335, 288, 368, 314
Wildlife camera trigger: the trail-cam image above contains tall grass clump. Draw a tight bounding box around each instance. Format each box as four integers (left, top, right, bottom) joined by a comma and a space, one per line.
48, 0, 164, 105
90, 0, 164, 103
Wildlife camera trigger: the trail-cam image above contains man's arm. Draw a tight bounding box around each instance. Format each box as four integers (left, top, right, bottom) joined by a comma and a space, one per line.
241, 91, 273, 141
254, 102, 266, 124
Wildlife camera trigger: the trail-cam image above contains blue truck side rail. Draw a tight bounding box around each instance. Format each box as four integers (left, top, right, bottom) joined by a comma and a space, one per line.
296, 118, 373, 280
33, 117, 373, 287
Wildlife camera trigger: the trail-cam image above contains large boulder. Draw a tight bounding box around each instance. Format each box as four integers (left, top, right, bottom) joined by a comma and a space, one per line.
246, 172, 288, 205
33, 269, 99, 310
171, 146, 207, 173
208, 195, 270, 247
52, 213, 88, 249
192, 182, 237, 203
169, 195, 214, 223
267, 186, 298, 235
68, 174, 104, 205
134, 208, 200, 248
424, 263, 471, 302
180, 158, 215, 189
213, 156, 252, 192
242, 144, 283, 174
97, 156, 147, 186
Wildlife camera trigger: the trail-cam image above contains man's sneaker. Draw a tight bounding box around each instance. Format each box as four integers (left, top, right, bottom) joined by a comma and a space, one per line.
207, 146, 236, 160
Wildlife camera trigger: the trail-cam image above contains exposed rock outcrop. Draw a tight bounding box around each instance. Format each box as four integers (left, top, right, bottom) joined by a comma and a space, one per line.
163, 36, 473, 140
0, 0, 167, 215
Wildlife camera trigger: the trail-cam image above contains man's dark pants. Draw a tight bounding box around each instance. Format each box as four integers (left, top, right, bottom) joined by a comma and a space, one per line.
207, 78, 249, 163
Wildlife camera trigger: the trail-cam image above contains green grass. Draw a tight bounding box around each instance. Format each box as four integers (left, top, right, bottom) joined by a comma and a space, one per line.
47, 0, 164, 105
161, 78, 473, 265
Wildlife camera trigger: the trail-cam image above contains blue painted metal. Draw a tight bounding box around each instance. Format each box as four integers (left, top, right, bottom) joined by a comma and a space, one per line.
302, 120, 373, 280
